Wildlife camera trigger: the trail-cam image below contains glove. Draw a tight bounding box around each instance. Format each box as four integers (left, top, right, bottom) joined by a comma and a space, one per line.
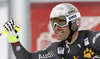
3, 19, 20, 43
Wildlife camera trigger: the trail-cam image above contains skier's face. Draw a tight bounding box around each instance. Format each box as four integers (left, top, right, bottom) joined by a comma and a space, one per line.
54, 24, 70, 40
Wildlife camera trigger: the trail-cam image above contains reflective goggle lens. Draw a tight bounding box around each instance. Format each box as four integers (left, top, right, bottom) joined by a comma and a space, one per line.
50, 17, 67, 29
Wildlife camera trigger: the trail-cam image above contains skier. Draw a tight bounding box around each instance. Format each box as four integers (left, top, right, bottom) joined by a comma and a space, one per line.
3, 3, 100, 59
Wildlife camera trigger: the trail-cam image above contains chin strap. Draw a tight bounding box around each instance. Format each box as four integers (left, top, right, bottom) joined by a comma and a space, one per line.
65, 31, 74, 42
64, 21, 75, 43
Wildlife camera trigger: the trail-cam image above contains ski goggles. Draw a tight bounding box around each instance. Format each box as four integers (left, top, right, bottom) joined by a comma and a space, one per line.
50, 12, 81, 30
50, 16, 67, 30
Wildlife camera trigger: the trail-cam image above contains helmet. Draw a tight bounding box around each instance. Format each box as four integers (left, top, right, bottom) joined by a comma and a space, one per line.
50, 3, 81, 31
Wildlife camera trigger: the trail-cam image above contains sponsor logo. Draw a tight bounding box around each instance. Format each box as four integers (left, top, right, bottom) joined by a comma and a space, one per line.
16, 46, 21, 51
73, 47, 99, 59
83, 47, 98, 59
57, 47, 64, 54
76, 20, 80, 26
66, 12, 81, 21
84, 37, 89, 46
68, 14, 77, 20
39, 50, 55, 59
93, 33, 100, 44
68, 10, 75, 14
54, 7, 64, 11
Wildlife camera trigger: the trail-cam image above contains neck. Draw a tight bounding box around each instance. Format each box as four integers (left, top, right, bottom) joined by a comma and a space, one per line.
65, 31, 79, 44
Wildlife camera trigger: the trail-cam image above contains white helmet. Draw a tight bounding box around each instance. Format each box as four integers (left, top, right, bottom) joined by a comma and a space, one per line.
50, 3, 81, 31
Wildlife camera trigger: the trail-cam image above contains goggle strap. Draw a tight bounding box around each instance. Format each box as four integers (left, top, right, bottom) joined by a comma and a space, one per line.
64, 30, 74, 43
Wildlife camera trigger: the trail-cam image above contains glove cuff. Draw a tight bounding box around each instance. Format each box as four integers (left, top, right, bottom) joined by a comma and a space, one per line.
7, 34, 19, 43
11, 41, 20, 45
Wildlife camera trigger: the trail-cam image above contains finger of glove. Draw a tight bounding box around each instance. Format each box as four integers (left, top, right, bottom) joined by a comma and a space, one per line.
3, 22, 11, 32
3, 24, 9, 32
8, 21, 15, 31
6, 21, 15, 31
10, 19, 15, 25
10, 19, 15, 29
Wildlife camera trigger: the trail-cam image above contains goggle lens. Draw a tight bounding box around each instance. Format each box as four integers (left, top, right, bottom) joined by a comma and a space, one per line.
50, 18, 67, 29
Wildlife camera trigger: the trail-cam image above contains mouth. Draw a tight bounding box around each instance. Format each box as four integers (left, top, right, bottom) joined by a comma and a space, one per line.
54, 29, 64, 37
57, 31, 63, 35
56, 30, 64, 37
54, 29, 65, 40
55, 31, 64, 40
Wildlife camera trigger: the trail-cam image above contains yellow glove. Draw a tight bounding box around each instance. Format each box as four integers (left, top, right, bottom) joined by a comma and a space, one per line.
3, 19, 20, 43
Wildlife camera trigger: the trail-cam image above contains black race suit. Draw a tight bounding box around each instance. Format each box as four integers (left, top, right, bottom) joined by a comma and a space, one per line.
11, 30, 100, 59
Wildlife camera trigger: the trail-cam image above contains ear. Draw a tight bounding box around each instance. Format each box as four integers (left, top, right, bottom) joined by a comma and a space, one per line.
69, 19, 80, 32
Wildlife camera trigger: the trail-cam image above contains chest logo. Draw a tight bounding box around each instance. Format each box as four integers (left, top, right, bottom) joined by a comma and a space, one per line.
73, 48, 98, 59
57, 47, 64, 54
83, 48, 97, 59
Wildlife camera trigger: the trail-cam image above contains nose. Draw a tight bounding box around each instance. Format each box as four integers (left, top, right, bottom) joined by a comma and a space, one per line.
54, 24, 61, 30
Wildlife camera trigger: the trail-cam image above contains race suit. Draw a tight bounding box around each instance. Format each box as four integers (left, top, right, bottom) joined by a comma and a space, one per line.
11, 30, 100, 59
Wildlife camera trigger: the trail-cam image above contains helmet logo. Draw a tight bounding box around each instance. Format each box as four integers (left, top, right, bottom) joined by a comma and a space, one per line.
68, 10, 75, 14
68, 14, 77, 20
76, 20, 80, 26
66, 12, 81, 22
53, 7, 64, 11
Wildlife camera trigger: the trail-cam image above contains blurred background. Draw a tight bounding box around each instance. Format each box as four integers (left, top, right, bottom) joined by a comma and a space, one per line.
0, 0, 100, 59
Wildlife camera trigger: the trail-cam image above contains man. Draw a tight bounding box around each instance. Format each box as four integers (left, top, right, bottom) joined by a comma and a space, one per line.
3, 3, 100, 59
